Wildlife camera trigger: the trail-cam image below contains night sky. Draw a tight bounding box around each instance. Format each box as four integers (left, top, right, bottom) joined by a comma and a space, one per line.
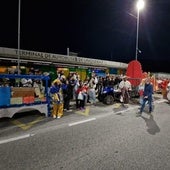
1, 0, 170, 72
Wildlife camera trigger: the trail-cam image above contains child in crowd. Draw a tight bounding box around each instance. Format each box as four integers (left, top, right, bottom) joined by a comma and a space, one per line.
76, 80, 87, 110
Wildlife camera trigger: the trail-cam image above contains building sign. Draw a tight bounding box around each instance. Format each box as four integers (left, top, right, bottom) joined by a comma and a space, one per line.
0, 47, 128, 69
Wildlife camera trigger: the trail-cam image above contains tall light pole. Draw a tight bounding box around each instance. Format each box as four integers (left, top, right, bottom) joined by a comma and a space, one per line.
17, 0, 21, 74
135, 0, 144, 60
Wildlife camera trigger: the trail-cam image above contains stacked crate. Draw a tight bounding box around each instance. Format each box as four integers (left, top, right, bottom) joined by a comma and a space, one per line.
11, 87, 35, 105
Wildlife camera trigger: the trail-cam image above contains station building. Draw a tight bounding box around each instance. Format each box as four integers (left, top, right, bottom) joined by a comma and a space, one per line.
0, 47, 128, 80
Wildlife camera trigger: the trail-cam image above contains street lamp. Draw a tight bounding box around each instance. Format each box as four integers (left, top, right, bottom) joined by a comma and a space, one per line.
17, 0, 21, 74
135, 0, 144, 60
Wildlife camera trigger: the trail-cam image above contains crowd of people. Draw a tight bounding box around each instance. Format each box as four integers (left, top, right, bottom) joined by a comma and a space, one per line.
1, 67, 170, 119
49, 72, 130, 119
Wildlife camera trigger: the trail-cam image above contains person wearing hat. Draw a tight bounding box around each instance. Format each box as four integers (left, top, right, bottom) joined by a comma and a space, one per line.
119, 75, 132, 104
50, 79, 64, 119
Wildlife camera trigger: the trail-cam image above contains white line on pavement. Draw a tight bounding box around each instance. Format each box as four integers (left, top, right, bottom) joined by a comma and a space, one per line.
0, 134, 34, 145
0, 99, 165, 143
154, 99, 167, 104
68, 118, 96, 127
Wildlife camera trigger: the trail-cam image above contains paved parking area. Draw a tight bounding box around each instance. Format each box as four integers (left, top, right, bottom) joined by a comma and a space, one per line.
0, 93, 163, 133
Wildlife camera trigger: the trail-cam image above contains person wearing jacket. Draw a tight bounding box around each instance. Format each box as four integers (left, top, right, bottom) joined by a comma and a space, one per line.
136, 78, 153, 117
50, 79, 65, 119
62, 79, 73, 112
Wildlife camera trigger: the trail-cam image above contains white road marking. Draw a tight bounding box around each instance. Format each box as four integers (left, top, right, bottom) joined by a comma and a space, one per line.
154, 99, 167, 104
113, 99, 166, 115
68, 118, 96, 126
0, 99, 165, 142
0, 134, 34, 145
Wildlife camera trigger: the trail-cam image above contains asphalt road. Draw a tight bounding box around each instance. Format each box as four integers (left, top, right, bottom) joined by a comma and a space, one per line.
0, 95, 170, 170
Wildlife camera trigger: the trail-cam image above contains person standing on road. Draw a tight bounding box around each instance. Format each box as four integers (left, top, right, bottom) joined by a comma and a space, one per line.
136, 78, 153, 117
50, 79, 64, 119
119, 76, 132, 104
76, 80, 87, 110
138, 79, 145, 105
166, 80, 170, 93
88, 81, 96, 105
166, 80, 170, 102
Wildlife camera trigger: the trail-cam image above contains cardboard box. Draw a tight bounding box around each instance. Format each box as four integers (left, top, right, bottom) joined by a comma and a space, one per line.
10, 97, 23, 105
23, 96, 35, 104
12, 87, 34, 97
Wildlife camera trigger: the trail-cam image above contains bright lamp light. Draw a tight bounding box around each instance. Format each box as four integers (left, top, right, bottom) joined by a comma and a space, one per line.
137, 0, 144, 10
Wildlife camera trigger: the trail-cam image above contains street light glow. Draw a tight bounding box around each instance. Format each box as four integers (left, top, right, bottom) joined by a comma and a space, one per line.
137, 0, 145, 11
135, 0, 145, 61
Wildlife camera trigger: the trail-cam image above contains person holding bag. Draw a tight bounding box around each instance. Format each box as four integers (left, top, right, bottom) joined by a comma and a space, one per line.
76, 80, 87, 110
